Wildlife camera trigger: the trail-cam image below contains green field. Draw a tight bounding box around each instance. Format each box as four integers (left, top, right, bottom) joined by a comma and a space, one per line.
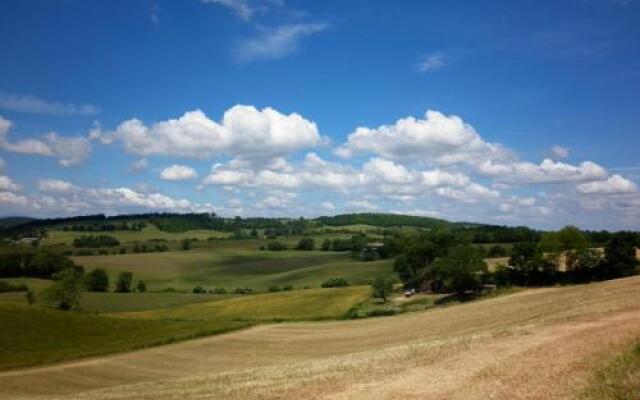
0, 285, 371, 370
44, 225, 229, 246
0, 302, 249, 371
115, 286, 370, 322
73, 249, 393, 292
78, 291, 234, 313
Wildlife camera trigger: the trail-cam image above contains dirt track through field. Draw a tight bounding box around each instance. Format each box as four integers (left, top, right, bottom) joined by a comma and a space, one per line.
2, 276, 640, 399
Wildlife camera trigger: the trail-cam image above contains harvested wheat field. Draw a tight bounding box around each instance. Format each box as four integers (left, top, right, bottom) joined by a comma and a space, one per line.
3, 276, 640, 400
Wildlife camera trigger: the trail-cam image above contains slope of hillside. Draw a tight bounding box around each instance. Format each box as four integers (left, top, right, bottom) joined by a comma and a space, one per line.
1, 276, 640, 399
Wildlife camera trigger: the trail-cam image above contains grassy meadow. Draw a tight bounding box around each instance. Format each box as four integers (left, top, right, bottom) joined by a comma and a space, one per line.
0, 302, 249, 371
43, 225, 229, 245
114, 286, 371, 322
73, 249, 393, 292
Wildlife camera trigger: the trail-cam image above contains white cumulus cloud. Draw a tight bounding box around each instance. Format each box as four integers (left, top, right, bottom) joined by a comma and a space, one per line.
94, 105, 322, 160
577, 174, 638, 194
160, 165, 198, 181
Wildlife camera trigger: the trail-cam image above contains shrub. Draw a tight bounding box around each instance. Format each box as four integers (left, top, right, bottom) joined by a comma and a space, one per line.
193, 285, 204, 294
234, 287, 254, 294
321, 278, 350, 288
181, 239, 193, 251
213, 287, 227, 294
267, 241, 287, 251
268, 286, 281, 292
136, 280, 147, 293
366, 308, 397, 317
282, 285, 294, 291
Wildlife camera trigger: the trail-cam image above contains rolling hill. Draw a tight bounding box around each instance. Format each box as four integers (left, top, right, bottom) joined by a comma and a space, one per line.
2, 275, 639, 399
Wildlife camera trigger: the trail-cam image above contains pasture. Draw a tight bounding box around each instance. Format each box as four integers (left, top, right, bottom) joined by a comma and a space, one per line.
43, 225, 229, 246
73, 249, 394, 292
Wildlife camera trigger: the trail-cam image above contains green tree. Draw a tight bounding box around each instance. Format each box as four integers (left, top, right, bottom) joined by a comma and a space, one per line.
510, 241, 540, 272
557, 226, 589, 251
43, 268, 84, 310
136, 280, 147, 293
431, 245, 487, 294
115, 271, 133, 293
602, 232, 639, 279
570, 248, 602, 282
321, 239, 331, 251
538, 232, 563, 269
295, 237, 315, 251
86, 268, 109, 292
393, 241, 436, 289
371, 275, 393, 303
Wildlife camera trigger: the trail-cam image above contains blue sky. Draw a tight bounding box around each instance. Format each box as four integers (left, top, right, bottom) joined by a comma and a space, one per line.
0, 0, 639, 229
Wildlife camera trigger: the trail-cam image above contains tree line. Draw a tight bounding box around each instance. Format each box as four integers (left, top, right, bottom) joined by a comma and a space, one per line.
390, 226, 639, 295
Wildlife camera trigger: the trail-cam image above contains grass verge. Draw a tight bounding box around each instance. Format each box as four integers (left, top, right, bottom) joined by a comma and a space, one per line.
581, 340, 640, 400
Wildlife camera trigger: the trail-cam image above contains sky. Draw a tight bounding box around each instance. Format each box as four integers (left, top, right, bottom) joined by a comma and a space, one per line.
0, 0, 639, 230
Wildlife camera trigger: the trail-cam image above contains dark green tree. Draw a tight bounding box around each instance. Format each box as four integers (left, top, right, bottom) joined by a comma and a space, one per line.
115, 271, 133, 293
43, 268, 84, 310
295, 237, 315, 251
321, 239, 331, 251
136, 280, 147, 293
393, 241, 436, 289
601, 232, 639, 279
86, 268, 109, 292
430, 245, 487, 294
